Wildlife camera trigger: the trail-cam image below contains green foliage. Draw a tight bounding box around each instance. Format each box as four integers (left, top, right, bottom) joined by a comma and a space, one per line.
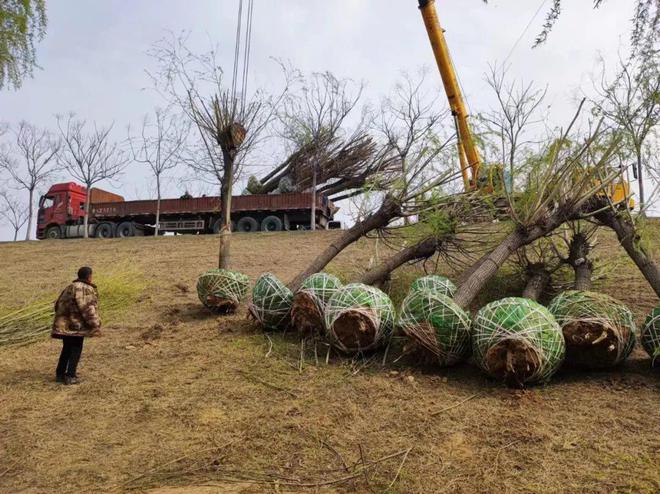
641, 306, 660, 360
0, 0, 47, 90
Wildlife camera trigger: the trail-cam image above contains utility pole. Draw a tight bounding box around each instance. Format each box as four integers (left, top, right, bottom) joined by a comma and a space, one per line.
310, 163, 317, 230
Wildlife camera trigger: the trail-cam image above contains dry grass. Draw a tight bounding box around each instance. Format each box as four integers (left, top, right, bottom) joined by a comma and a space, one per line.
0, 226, 658, 493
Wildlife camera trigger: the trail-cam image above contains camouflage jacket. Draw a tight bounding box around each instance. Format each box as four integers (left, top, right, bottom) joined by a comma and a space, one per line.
51, 280, 101, 338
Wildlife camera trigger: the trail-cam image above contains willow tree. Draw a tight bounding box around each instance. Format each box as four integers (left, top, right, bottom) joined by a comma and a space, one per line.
0, 0, 47, 90
150, 35, 284, 269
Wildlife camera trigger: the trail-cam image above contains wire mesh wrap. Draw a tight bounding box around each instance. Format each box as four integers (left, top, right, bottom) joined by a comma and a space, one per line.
249, 273, 293, 331
472, 297, 565, 387
291, 273, 343, 336
548, 290, 636, 368
324, 283, 395, 353
409, 275, 457, 298
641, 307, 660, 364
197, 269, 250, 314
398, 289, 471, 366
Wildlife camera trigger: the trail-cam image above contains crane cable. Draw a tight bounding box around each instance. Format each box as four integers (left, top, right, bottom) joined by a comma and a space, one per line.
240, 0, 255, 113
503, 0, 548, 64
231, 0, 244, 107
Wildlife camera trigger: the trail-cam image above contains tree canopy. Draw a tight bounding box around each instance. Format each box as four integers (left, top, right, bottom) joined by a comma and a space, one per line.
0, 0, 47, 90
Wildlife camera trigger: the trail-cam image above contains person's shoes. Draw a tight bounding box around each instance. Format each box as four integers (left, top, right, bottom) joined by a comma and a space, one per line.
55, 374, 65, 383
64, 376, 80, 385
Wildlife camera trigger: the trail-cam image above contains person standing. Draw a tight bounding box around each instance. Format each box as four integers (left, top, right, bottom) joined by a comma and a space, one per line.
52, 266, 101, 385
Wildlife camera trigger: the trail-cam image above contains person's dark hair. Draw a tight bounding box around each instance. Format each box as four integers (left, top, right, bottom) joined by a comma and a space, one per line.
77, 266, 93, 281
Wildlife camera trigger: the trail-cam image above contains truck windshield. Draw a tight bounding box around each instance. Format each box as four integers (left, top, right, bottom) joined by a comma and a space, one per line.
40, 196, 54, 209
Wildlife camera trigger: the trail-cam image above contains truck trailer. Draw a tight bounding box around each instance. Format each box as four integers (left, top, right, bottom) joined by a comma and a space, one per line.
36, 182, 337, 239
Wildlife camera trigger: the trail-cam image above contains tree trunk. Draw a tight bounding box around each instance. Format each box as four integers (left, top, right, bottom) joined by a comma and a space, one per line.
155, 175, 161, 237
83, 187, 90, 239
25, 188, 34, 241
573, 262, 593, 291
13, 228, 18, 242
218, 150, 234, 270
597, 210, 660, 297
358, 237, 438, 287
522, 264, 550, 301
311, 165, 317, 231
637, 152, 645, 214
567, 232, 593, 291
287, 194, 401, 292
454, 215, 566, 309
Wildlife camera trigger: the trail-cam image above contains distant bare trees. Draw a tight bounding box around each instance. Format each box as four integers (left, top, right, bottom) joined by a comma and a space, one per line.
128, 109, 189, 236
0, 190, 29, 241
56, 114, 129, 238
0, 121, 60, 239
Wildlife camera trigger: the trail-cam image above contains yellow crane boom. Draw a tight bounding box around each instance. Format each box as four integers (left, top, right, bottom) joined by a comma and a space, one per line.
418, 0, 482, 192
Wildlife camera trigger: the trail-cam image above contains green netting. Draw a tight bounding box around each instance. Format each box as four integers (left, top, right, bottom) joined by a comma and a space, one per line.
250, 273, 293, 331
409, 275, 457, 298
291, 273, 344, 335
324, 283, 395, 353
196, 269, 250, 313
398, 288, 470, 366
640, 306, 660, 363
299, 273, 343, 311
548, 290, 636, 368
472, 297, 565, 385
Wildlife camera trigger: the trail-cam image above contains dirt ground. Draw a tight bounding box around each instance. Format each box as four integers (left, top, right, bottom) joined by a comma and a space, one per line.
0, 227, 658, 493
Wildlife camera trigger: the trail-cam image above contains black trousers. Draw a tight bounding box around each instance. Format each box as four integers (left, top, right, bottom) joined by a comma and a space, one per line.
56, 336, 84, 377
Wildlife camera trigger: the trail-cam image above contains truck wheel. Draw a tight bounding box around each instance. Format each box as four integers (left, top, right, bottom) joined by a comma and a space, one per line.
116, 221, 136, 238
236, 216, 259, 233
45, 225, 62, 240
261, 215, 283, 232
95, 222, 114, 239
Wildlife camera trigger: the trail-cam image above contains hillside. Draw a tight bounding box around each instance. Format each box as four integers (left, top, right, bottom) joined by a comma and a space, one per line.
0, 225, 658, 493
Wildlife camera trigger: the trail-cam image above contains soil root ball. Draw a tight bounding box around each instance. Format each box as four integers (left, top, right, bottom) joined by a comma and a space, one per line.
324, 283, 395, 353
398, 289, 470, 367
641, 307, 660, 366
409, 275, 457, 298
249, 273, 293, 331
472, 297, 565, 387
196, 269, 250, 314
548, 290, 636, 369
291, 273, 343, 336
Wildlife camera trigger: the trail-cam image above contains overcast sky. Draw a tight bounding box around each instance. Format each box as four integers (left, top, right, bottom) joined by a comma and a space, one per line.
0, 0, 647, 241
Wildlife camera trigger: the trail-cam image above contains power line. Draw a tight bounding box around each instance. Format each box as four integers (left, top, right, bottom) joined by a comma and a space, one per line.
503, 0, 548, 65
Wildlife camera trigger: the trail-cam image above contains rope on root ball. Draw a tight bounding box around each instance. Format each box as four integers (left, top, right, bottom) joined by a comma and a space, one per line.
548, 290, 636, 369
249, 273, 293, 331
324, 283, 395, 354
197, 269, 250, 314
291, 272, 343, 336
472, 297, 565, 387
641, 307, 660, 365
398, 288, 471, 367
409, 275, 457, 298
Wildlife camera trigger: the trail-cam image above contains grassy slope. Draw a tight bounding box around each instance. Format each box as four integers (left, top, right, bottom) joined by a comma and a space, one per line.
0, 224, 658, 493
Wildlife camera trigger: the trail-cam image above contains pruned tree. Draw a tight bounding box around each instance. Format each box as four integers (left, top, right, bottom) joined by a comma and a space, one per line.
128, 108, 189, 236
150, 34, 285, 269
453, 101, 625, 308
592, 56, 660, 213
0, 190, 28, 241
56, 114, 129, 238
0, 0, 47, 90
0, 121, 60, 240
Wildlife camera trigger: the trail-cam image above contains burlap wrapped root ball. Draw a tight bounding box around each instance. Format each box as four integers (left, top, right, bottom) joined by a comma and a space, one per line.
548, 290, 636, 368
472, 297, 565, 387
249, 273, 293, 331
398, 289, 471, 367
409, 275, 457, 298
291, 273, 343, 336
640, 307, 659, 365
324, 283, 395, 353
197, 269, 250, 314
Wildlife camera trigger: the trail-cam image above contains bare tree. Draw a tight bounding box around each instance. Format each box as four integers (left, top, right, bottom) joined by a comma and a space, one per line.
150, 34, 285, 269
128, 108, 189, 236
593, 56, 660, 213
0, 121, 60, 239
480, 65, 547, 187
56, 114, 129, 238
0, 190, 29, 241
